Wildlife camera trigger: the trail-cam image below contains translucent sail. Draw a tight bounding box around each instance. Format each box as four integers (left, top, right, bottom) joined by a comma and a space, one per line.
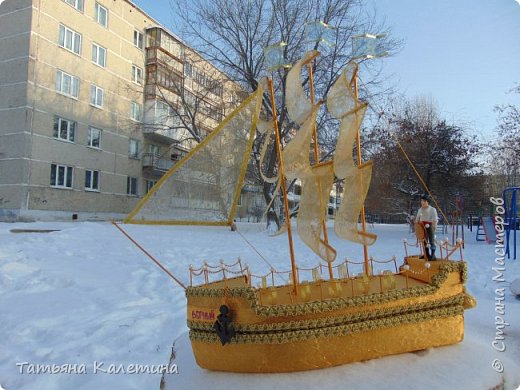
257, 119, 279, 184
284, 62, 337, 262
125, 87, 263, 225
283, 107, 318, 180
326, 63, 358, 119
286, 50, 318, 125
327, 66, 377, 246
333, 103, 367, 179
335, 161, 377, 246
283, 110, 336, 261
297, 162, 336, 262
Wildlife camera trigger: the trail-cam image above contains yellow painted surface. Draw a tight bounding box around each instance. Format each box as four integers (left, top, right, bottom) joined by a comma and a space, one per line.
191, 315, 464, 373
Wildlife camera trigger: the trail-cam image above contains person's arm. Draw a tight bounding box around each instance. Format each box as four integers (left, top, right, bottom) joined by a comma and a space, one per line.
415, 210, 420, 223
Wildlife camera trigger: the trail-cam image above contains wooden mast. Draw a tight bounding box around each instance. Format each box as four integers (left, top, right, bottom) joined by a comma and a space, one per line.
267, 78, 299, 293
307, 58, 334, 280
352, 65, 371, 276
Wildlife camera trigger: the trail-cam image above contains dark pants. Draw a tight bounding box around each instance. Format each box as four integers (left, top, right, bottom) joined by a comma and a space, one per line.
424, 225, 436, 255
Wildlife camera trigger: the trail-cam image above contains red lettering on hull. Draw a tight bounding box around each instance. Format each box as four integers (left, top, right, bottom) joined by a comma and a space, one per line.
191, 310, 215, 322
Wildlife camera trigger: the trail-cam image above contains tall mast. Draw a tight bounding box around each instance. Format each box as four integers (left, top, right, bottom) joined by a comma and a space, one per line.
267, 78, 299, 293
307, 58, 334, 280
353, 65, 371, 276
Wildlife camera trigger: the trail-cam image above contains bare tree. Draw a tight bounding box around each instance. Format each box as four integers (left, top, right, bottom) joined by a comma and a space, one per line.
366, 96, 483, 217
169, 0, 401, 226
491, 85, 520, 187
143, 40, 229, 147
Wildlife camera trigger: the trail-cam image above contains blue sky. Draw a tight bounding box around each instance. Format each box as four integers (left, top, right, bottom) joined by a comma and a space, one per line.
132, 0, 520, 141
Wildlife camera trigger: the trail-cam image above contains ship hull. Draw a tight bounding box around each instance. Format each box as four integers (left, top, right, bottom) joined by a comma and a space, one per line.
190, 315, 463, 372
186, 258, 471, 373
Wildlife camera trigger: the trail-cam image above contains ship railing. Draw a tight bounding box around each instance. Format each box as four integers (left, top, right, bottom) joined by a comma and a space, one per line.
248, 257, 399, 288
438, 238, 464, 261
402, 238, 421, 258
189, 257, 246, 286
403, 237, 464, 262
189, 254, 438, 295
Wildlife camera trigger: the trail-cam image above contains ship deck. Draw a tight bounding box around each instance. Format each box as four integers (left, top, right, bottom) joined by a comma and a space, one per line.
193, 256, 457, 306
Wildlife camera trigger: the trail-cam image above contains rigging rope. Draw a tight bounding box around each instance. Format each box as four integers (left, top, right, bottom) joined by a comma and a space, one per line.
234, 227, 288, 284
393, 138, 450, 226
111, 221, 186, 290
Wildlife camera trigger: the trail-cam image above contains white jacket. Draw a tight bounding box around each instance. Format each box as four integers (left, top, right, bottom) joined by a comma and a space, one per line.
415, 205, 438, 229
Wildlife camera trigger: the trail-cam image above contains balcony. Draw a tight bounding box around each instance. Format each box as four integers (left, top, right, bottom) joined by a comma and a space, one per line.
142, 153, 176, 176
146, 47, 183, 71
143, 126, 180, 145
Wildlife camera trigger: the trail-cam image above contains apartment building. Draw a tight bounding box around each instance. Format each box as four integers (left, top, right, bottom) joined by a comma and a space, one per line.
0, 0, 240, 221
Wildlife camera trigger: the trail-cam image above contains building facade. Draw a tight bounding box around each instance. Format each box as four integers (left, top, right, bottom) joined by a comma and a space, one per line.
0, 0, 239, 221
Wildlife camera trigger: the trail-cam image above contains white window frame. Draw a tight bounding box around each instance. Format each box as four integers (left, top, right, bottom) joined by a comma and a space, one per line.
146, 179, 157, 193
85, 169, 100, 191
132, 64, 143, 85
50, 163, 74, 189
63, 0, 84, 12
56, 70, 79, 98
53, 116, 76, 142
87, 127, 102, 149
130, 101, 142, 121
127, 176, 138, 196
92, 43, 106, 67
58, 24, 82, 55
148, 144, 159, 156
134, 30, 144, 49
90, 84, 104, 108
128, 138, 139, 158
94, 2, 108, 27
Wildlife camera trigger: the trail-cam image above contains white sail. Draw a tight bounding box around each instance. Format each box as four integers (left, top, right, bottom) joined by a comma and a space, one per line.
284, 52, 337, 262
125, 86, 264, 225
327, 65, 377, 246
286, 50, 319, 124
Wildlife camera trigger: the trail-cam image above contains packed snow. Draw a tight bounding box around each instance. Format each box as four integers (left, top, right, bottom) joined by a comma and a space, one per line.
0, 221, 519, 389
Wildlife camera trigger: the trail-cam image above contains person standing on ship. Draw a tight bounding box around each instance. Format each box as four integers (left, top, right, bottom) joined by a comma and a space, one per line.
415, 194, 438, 260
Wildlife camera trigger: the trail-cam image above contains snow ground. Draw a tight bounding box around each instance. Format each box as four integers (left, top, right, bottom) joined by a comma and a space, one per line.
0, 222, 519, 390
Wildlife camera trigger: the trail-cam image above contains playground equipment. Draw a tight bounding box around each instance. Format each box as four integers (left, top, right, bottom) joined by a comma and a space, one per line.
476, 216, 497, 244
450, 194, 464, 246
503, 187, 519, 260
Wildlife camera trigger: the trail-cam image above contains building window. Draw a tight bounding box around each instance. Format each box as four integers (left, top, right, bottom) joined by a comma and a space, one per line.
132, 65, 143, 85
128, 138, 139, 158
88, 127, 102, 148
130, 101, 142, 121
85, 170, 100, 191
134, 30, 144, 49
90, 84, 104, 108
58, 24, 81, 55
53, 116, 76, 142
92, 43, 106, 67
184, 62, 192, 77
63, 0, 83, 12
148, 144, 159, 156
94, 2, 108, 27
155, 100, 170, 120
50, 163, 73, 188
56, 70, 79, 98
146, 179, 157, 193
127, 176, 138, 196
